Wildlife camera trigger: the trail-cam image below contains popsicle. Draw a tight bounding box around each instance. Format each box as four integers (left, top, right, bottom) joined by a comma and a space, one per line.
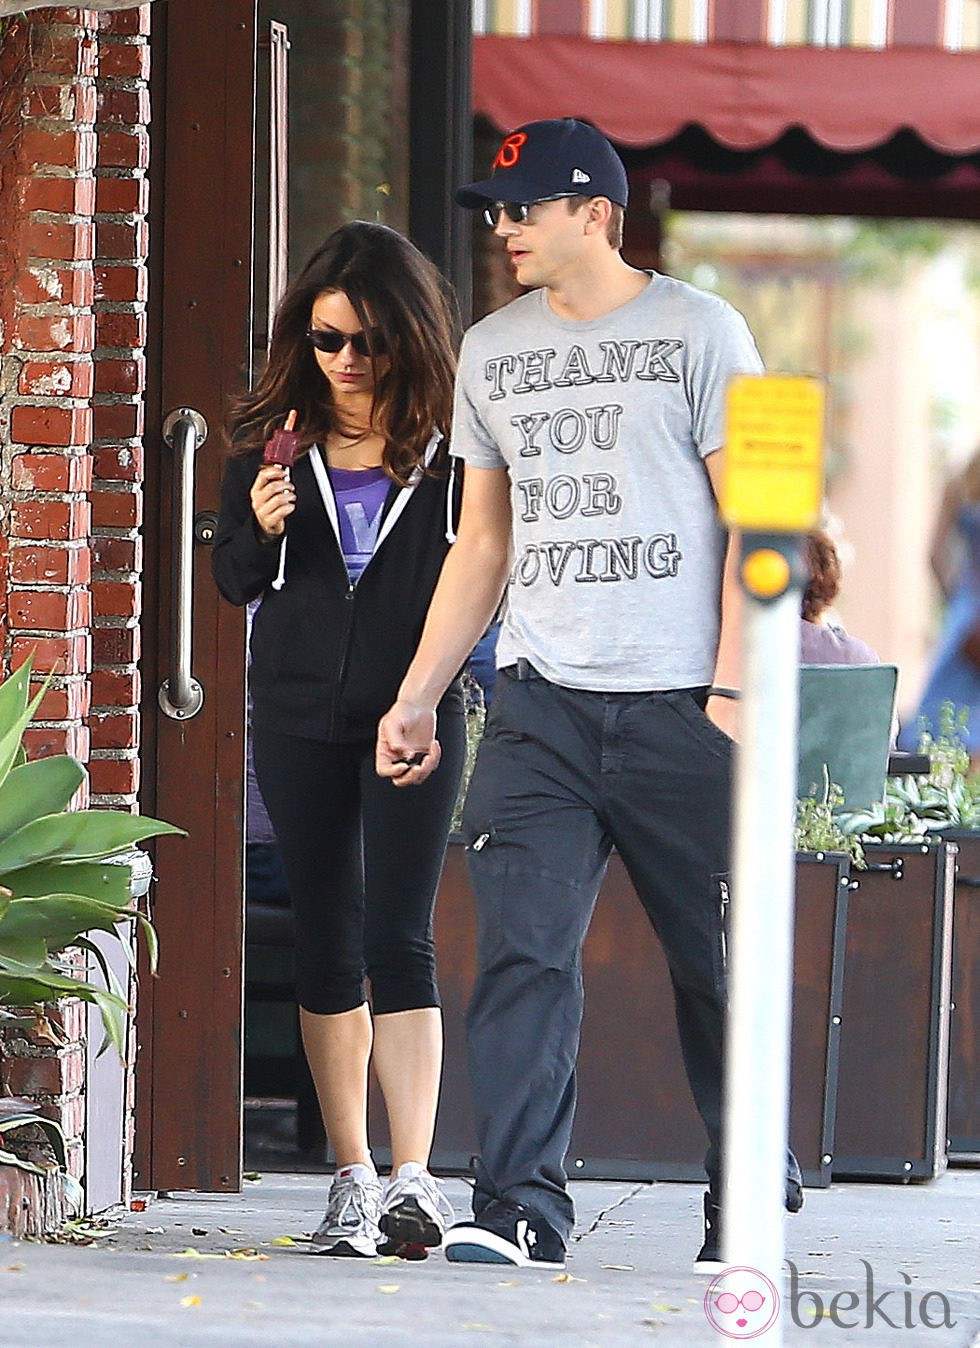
263, 408, 300, 469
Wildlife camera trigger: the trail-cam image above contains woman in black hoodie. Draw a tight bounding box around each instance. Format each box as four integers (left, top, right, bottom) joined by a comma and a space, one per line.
212, 222, 464, 1259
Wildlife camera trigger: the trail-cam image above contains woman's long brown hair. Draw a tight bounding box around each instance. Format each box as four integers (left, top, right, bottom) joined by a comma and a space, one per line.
228, 221, 459, 484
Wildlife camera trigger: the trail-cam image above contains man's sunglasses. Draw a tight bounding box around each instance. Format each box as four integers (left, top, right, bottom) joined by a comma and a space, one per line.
482, 193, 579, 227
307, 326, 387, 357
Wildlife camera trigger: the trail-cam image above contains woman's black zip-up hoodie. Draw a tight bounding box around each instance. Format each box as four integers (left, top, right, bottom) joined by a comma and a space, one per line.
211, 433, 461, 743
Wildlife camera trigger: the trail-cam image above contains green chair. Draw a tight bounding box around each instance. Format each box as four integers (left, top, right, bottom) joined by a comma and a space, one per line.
797, 664, 898, 812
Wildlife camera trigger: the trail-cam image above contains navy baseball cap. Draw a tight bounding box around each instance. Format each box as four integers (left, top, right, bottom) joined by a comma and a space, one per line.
456, 118, 629, 210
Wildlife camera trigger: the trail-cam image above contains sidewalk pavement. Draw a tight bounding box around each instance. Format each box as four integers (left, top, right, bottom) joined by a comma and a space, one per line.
1, 1168, 977, 1347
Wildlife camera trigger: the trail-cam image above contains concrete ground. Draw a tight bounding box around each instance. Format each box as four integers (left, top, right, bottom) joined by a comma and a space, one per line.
0, 1168, 977, 1347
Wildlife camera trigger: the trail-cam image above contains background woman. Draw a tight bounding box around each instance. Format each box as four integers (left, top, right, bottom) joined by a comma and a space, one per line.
900, 448, 980, 757
212, 222, 464, 1258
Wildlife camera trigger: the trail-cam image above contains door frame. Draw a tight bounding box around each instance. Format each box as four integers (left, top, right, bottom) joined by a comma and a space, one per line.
135, 0, 257, 1194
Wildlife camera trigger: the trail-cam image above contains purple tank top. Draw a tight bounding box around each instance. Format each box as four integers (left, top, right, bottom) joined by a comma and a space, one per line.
328, 465, 390, 583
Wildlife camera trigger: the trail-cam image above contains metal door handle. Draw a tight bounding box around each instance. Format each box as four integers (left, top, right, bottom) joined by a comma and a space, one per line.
159, 408, 207, 720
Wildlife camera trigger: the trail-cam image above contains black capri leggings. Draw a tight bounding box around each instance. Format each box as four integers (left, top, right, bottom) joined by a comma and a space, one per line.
252, 697, 466, 1016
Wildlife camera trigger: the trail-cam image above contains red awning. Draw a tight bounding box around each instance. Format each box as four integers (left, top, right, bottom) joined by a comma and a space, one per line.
473, 36, 980, 156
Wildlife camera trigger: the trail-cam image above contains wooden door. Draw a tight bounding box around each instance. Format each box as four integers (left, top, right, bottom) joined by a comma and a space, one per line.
134, 0, 257, 1194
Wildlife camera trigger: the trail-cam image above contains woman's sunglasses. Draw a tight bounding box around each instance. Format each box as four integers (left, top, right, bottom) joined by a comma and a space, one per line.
307, 326, 387, 357
482, 193, 578, 227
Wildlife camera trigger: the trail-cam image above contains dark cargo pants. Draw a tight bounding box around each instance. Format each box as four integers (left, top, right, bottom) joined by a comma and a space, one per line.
460, 662, 731, 1240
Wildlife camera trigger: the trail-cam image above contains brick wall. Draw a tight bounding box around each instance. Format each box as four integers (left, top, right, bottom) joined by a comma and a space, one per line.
0, 4, 151, 1206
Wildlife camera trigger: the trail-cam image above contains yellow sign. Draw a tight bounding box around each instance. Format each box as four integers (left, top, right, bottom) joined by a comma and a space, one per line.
721, 374, 825, 532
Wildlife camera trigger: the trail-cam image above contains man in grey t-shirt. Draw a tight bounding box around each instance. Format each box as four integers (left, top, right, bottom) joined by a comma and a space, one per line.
377, 118, 802, 1271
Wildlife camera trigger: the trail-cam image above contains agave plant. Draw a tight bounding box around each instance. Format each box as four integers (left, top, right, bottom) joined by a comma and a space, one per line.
0, 655, 184, 1057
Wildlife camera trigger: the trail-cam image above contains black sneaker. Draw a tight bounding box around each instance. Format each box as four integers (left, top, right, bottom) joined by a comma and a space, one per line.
785, 1150, 805, 1213
443, 1198, 566, 1269
694, 1159, 806, 1273
693, 1192, 723, 1273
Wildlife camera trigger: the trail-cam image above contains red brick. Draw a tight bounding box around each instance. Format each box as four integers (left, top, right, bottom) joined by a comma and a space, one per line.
89, 488, 141, 530
9, 543, 90, 586
8, 588, 91, 632
22, 79, 97, 123
96, 218, 148, 262
92, 624, 139, 665
92, 263, 146, 302
12, 452, 92, 493
35, 680, 90, 721
89, 755, 140, 796
4, 1048, 86, 1097
10, 404, 92, 448
11, 634, 90, 677
92, 578, 139, 619
96, 86, 150, 126
95, 310, 146, 349
10, 311, 95, 354
21, 127, 96, 173
15, 264, 94, 308
9, 498, 90, 543
91, 534, 139, 571
36, 31, 98, 78
93, 443, 143, 483
19, 358, 94, 399
92, 401, 143, 439
91, 668, 139, 706
93, 356, 144, 395
99, 8, 151, 35
22, 724, 90, 761
21, 174, 96, 215
96, 128, 149, 170
24, 218, 95, 263
97, 41, 149, 80
88, 708, 137, 750
95, 174, 148, 215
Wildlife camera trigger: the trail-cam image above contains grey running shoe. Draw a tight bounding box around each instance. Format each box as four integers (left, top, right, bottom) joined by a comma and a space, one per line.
310, 1164, 382, 1257
379, 1161, 455, 1251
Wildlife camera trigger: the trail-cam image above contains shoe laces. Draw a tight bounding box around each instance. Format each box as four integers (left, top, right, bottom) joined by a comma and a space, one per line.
325, 1170, 381, 1230
384, 1167, 454, 1224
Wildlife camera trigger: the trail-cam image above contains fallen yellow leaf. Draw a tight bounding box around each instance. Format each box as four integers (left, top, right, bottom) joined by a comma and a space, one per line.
268, 1236, 297, 1247
376, 1284, 401, 1294
164, 1273, 189, 1283
553, 1272, 585, 1283
180, 1295, 202, 1308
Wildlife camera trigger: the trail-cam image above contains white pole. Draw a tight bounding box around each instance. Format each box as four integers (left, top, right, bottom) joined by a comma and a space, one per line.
722, 569, 800, 1340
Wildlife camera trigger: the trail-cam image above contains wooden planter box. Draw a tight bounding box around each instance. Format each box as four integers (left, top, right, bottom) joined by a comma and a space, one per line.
832, 840, 956, 1181
415, 843, 849, 1186
943, 829, 980, 1164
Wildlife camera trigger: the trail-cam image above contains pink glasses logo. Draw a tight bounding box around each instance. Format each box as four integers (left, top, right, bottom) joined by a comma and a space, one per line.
704, 1266, 781, 1339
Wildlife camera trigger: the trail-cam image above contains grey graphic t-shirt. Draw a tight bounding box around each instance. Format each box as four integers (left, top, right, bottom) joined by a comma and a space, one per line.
453, 273, 764, 690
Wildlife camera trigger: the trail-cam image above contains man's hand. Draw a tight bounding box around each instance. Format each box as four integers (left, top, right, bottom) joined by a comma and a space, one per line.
376, 700, 441, 786
706, 692, 740, 742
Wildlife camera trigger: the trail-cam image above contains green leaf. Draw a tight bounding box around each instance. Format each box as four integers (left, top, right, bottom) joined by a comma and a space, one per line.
0, 935, 48, 971
0, 968, 129, 1009
0, 812, 185, 873
0, 893, 131, 954
3, 859, 133, 906
0, 665, 50, 790
0, 656, 31, 741
0, 755, 85, 842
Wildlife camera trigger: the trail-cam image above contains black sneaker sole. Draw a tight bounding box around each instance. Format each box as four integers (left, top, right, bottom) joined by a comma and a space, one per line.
443, 1229, 565, 1270
380, 1197, 443, 1249
309, 1237, 376, 1258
